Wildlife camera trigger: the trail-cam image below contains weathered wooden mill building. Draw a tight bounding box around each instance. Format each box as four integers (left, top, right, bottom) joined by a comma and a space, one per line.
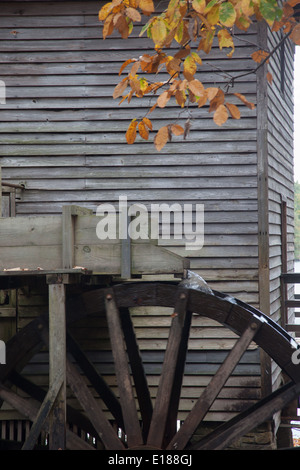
0, 0, 299, 450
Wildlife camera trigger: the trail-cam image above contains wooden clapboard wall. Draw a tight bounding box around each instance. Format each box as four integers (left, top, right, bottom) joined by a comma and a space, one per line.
0, 0, 295, 425
0, 0, 259, 300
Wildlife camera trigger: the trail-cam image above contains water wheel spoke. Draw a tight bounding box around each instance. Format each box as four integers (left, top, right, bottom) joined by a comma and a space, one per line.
66, 330, 124, 429
119, 307, 153, 438
147, 289, 190, 449
105, 289, 143, 448
9, 370, 99, 438
167, 319, 262, 450
66, 357, 125, 450
0, 383, 95, 450
192, 381, 300, 450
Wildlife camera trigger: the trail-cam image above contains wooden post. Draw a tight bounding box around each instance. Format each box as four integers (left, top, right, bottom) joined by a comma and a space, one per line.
48, 280, 67, 450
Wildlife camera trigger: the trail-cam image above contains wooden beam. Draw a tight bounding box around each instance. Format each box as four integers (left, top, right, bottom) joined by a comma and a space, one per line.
105, 289, 143, 448
147, 289, 189, 448
0, 383, 95, 450
119, 307, 153, 438
0, 164, 2, 217
22, 374, 63, 450
66, 357, 125, 450
48, 282, 67, 450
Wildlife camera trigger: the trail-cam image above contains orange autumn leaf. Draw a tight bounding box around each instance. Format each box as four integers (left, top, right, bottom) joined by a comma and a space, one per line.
142, 117, 153, 130
171, 124, 184, 136
290, 24, 300, 45
234, 92, 255, 110
157, 90, 171, 108
138, 120, 149, 140
126, 119, 138, 144
206, 87, 219, 101
267, 72, 273, 84
225, 102, 241, 119
113, 78, 129, 99
125, 7, 142, 22
213, 104, 228, 126
251, 49, 269, 63
154, 126, 169, 151
188, 79, 205, 97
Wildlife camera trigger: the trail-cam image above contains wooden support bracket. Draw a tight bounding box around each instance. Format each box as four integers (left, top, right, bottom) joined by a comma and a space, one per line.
62, 205, 93, 269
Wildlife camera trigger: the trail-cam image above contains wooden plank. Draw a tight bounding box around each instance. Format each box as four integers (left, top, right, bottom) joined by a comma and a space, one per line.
104, 289, 143, 447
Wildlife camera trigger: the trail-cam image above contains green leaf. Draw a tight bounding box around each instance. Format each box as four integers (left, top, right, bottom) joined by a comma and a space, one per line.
259, 0, 282, 24
219, 2, 237, 27
205, 0, 218, 11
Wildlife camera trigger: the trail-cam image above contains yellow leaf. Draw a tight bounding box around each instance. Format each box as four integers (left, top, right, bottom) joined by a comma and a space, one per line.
151, 18, 168, 46
99, 2, 113, 21
191, 52, 202, 65
171, 124, 184, 136
154, 126, 169, 151
207, 5, 220, 25
192, 0, 206, 14
213, 104, 229, 126
138, 120, 149, 140
126, 119, 138, 144
225, 102, 241, 119
183, 56, 197, 81
218, 29, 234, 53
139, 0, 155, 15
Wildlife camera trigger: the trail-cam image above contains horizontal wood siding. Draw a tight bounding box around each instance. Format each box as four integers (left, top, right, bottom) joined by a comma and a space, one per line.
266, 29, 295, 330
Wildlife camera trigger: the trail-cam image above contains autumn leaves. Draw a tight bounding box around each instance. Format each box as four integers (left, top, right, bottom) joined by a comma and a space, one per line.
99, 0, 300, 150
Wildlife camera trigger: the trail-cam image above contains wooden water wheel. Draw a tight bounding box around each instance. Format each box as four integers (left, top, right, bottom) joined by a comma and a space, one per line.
1, 280, 300, 450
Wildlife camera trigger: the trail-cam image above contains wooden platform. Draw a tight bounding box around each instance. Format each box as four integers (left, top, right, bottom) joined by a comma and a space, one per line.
0, 205, 189, 280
